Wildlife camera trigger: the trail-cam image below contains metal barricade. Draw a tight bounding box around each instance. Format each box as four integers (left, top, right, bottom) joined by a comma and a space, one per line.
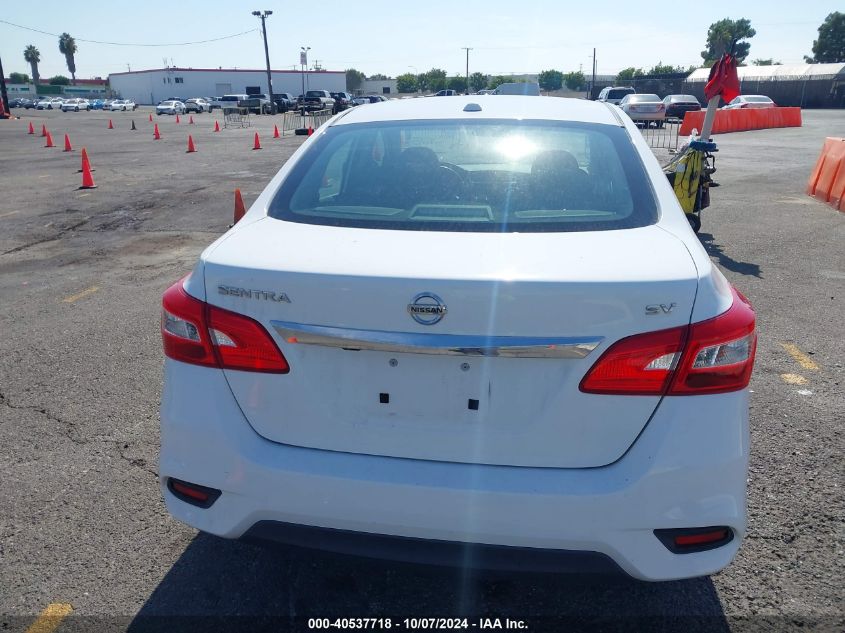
640, 120, 680, 152
278, 109, 334, 136
280, 111, 301, 136
310, 108, 333, 129
223, 106, 251, 129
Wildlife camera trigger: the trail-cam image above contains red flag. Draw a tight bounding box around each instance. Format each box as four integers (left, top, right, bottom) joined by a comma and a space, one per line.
704, 54, 740, 104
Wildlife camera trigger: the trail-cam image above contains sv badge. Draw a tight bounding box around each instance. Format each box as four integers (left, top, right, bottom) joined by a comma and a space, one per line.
645, 303, 677, 315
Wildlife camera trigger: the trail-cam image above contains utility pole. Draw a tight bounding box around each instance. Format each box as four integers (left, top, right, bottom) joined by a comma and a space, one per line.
253, 10, 276, 114
300, 46, 310, 116
591, 48, 597, 99
461, 47, 472, 94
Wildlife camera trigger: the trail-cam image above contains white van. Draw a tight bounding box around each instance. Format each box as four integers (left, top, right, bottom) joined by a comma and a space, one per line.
597, 86, 635, 105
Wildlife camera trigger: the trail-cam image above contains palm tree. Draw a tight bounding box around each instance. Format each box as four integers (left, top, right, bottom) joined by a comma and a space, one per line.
58, 33, 77, 85
23, 45, 40, 86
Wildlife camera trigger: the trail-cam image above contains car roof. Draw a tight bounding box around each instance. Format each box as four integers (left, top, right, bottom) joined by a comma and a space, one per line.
335, 95, 621, 126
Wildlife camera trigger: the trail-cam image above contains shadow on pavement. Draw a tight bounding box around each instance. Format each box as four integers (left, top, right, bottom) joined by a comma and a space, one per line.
698, 232, 762, 278
127, 532, 730, 633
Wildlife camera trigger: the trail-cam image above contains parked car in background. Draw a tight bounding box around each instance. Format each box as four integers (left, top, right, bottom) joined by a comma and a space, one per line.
214, 94, 249, 112
61, 98, 91, 112
662, 94, 702, 119
619, 93, 666, 127
8, 98, 24, 108
89, 99, 105, 110
597, 86, 635, 105
35, 98, 53, 110
432, 89, 459, 96
492, 82, 541, 96
23, 99, 39, 109
723, 95, 776, 110
184, 98, 209, 113
330, 92, 354, 113
156, 100, 186, 116
303, 90, 335, 112
272, 93, 296, 113
354, 95, 388, 105
110, 99, 137, 111
159, 95, 757, 583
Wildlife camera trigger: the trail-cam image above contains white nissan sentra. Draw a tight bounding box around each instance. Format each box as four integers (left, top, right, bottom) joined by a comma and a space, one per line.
159, 96, 756, 581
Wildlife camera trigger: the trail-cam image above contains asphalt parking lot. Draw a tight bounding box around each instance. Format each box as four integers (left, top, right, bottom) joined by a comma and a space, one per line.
0, 106, 843, 633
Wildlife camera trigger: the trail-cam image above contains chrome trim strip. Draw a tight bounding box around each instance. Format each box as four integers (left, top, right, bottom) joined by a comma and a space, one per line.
271, 321, 603, 359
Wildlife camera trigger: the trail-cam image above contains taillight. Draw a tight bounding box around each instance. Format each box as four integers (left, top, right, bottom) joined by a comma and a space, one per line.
580, 287, 756, 396
668, 288, 756, 394
161, 279, 289, 373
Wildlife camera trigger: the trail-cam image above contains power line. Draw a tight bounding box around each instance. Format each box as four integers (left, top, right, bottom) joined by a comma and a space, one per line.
0, 19, 258, 47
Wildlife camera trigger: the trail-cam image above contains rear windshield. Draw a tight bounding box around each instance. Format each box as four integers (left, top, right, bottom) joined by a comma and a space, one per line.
268, 119, 657, 233
744, 96, 773, 102
607, 89, 634, 99
627, 94, 660, 102
306, 91, 325, 98
670, 95, 699, 103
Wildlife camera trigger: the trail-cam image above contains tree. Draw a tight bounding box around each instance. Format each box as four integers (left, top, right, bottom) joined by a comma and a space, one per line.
752, 58, 781, 66
647, 61, 685, 75
425, 68, 447, 92
368, 73, 389, 80
23, 45, 40, 86
469, 72, 487, 92
447, 76, 467, 92
58, 33, 78, 84
487, 75, 509, 89
396, 73, 417, 93
48, 75, 70, 85
805, 12, 845, 63
538, 69, 564, 91
345, 68, 365, 91
616, 67, 643, 81
700, 18, 756, 65
563, 71, 586, 90
9, 72, 31, 84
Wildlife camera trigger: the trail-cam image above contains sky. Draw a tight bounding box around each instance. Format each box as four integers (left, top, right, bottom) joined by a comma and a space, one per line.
1, 0, 838, 81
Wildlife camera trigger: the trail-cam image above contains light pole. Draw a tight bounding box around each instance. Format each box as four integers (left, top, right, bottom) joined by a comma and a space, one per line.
252, 11, 276, 115
300, 46, 310, 116
461, 47, 472, 94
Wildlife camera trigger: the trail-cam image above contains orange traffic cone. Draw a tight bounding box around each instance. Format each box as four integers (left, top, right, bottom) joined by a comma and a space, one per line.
78, 147, 94, 173
153, 124, 161, 140
213, 120, 220, 132
79, 155, 97, 189
44, 131, 55, 148
307, 126, 314, 136
28, 121, 34, 135
233, 188, 246, 224
189, 115, 194, 124
252, 132, 262, 150
148, 113, 153, 122
186, 135, 196, 153
41, 124, 47, 137
63, 134, 73, 152
108, 119, 114, 129
175, 114, 180, 124
273, 125, 280, 138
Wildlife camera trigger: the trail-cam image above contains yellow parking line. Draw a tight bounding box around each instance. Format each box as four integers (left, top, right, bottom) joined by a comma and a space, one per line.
62, 286, 100, 304
780, 373, 807, 385
25, 603, 73, 633
781, 343, 820, 371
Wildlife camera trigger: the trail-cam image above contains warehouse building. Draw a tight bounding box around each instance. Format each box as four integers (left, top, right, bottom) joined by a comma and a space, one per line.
108, 67, 346, 104
683, 63, 845, 108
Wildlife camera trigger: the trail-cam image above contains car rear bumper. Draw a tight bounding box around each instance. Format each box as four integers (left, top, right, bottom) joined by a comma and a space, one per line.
160, 361, 749, 581
627, 111, 666, 121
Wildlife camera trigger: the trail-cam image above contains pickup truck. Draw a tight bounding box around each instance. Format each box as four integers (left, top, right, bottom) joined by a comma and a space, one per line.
273, 93, 296, 113
212, 94, 271, 114
302, 90, 335, 112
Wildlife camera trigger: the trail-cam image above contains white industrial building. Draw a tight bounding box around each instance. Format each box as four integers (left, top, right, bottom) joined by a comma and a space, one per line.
108, 67, 346, 104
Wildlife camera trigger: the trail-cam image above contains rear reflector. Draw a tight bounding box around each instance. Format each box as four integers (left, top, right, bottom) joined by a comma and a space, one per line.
161, 278, 290, 373
167, 478, 222, 508
654, 527, 734, 553
580, 286, 756, 396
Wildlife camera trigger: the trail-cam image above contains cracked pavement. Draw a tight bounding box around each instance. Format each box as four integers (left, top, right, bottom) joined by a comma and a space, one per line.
0, 107, 843, 632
